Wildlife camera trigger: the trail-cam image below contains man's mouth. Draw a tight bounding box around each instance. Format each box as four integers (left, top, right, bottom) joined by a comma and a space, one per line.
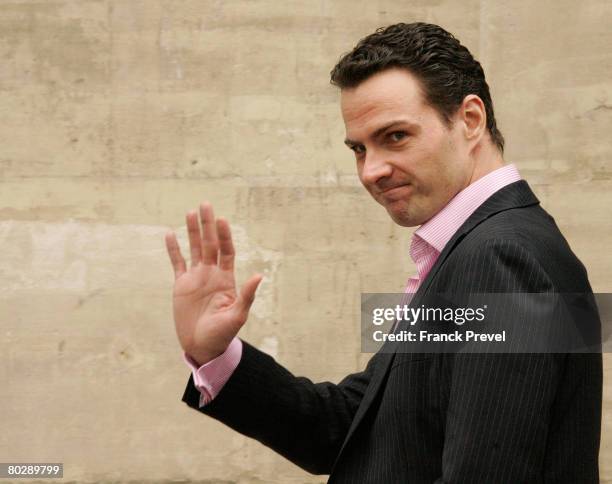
380, 184, 411, 200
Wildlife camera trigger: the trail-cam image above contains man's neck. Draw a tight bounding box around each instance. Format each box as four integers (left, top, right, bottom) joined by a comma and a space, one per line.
467, 141, 505, 186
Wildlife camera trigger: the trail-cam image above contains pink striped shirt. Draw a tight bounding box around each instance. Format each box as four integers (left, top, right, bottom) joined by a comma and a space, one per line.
184, 163, 522, 407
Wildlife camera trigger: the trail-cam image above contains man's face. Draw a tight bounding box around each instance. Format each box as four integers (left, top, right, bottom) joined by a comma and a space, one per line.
341, 67, 473, 227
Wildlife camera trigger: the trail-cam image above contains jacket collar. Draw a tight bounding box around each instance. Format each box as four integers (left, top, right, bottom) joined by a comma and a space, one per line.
416, 179, 540, 296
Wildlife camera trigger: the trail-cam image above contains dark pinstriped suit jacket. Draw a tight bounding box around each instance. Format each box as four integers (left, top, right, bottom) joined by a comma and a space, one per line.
182, 180, 602, 483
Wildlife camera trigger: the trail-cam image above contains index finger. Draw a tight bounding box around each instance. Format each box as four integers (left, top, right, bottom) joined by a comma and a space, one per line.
216, 218, 235, 271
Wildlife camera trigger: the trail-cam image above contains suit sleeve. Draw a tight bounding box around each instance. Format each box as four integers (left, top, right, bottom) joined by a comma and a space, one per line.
182, 338, 379, 475
435, 239, 567, 483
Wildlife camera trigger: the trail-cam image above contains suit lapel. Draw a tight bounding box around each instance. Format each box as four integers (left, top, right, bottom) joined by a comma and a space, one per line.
418, 180, 539, 295
331, 180, 540, 472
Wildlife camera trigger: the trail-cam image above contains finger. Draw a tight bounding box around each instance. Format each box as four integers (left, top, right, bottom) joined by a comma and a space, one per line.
235, 274, 263, 325
165, 231, 186, 279
200, 202, 219, 265
186, 210, 202, 267
216, 218, 235, 271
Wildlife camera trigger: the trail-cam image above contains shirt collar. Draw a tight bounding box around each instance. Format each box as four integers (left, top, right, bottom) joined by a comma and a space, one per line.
411, 163, 522, 261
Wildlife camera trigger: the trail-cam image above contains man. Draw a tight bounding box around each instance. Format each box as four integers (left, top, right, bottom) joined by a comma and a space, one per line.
165, 23, 602, 482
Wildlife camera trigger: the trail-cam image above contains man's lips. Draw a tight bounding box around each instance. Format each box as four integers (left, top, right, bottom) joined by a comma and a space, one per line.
379, 184, 411, 199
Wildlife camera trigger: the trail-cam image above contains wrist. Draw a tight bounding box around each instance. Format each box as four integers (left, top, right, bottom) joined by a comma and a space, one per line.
187, 348, 224, 367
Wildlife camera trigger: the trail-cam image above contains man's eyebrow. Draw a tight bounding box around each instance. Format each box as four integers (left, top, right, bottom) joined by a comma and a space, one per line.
343, 120, 418, 146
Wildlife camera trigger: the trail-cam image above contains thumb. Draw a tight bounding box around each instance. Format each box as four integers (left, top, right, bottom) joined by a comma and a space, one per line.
235, 273, 263, 325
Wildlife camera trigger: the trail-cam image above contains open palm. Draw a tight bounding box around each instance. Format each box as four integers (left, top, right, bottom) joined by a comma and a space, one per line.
165, 202, 262, 366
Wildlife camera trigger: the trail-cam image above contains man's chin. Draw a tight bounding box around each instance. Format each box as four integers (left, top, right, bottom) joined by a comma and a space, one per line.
385, 205, 420, 227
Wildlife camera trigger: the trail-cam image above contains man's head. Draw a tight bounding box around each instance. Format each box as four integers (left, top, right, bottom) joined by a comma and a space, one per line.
330, 22, 505, 227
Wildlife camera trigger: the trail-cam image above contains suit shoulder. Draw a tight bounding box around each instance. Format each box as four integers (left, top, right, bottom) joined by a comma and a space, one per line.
450, 205, 591, 292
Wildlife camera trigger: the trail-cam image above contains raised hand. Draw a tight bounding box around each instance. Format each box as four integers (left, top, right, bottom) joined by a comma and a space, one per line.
165, 202, 262, 366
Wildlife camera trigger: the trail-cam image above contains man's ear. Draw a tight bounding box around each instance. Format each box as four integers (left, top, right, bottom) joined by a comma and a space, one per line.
460, 94, 487, 144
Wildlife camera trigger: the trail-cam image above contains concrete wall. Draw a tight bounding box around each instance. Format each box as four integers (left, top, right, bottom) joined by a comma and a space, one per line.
1, 1, 610, 482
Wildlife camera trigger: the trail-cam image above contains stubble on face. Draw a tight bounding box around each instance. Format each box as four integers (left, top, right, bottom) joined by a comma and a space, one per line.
341, 68, 469, 227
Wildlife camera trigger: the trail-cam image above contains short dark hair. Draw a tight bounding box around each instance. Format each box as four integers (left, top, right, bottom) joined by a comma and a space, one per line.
330, 22, 505, 154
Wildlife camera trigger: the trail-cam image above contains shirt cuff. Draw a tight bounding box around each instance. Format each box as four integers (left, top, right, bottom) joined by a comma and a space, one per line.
183, 337, 243, 408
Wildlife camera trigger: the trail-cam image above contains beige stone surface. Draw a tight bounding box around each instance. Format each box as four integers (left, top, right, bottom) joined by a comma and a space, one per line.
0, 1, 610, 482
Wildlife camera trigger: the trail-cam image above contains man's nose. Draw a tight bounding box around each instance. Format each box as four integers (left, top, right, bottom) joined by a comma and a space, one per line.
361, 150, 393, 186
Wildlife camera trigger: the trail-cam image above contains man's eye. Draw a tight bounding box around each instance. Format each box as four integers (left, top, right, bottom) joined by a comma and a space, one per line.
389, 131, 407, 142
351, 145, 365, 154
